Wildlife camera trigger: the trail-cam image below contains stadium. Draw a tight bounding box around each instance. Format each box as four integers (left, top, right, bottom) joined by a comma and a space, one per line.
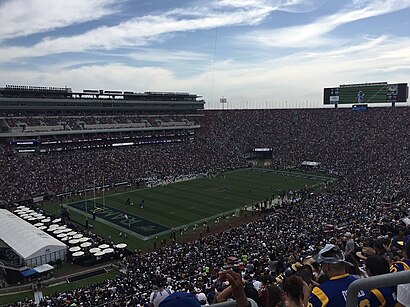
3, 3, 410, 307
0, 79, 409, 307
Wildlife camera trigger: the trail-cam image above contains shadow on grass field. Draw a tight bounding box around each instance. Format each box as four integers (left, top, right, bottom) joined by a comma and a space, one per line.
0, 269, 118, 306
0, 291, 33, 306
42, 269, 118, 296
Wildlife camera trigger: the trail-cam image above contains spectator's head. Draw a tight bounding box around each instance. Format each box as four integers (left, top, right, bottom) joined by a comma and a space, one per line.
197, 292, 208, 305
267, 284, 284, 307
282, 275, 308, 307
155, 276, 165, 288
365, 255, 389, 276
314, 244, 348, 278
159, 292, 200, 307
355, 247, 376, 261
373, 240, 386, 256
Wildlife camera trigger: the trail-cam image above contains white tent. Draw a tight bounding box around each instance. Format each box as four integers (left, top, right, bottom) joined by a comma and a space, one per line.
0, 209, 67, 267
33, 263, 54, 273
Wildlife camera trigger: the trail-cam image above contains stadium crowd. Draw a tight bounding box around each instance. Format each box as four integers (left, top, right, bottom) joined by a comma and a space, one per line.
1, 107, 410, 306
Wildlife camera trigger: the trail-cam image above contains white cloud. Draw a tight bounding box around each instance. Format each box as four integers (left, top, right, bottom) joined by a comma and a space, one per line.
0, 0, 311, 63
0, 0, 120, 41
244, 0, 410, 48
1, 35, 409, 109
127, 49, 209, 63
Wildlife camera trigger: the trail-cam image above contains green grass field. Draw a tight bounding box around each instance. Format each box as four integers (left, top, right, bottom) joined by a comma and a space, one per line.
43, 169, 332, 251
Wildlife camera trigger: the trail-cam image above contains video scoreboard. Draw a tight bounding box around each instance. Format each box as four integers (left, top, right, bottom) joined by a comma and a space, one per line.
324, 82, 408, 105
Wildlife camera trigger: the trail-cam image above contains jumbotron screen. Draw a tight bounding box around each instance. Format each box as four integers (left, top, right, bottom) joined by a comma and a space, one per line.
323, 82, 408, 104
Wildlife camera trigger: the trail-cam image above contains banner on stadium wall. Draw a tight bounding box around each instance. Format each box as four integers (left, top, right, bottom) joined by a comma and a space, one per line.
301, 161, 320, 167
33, 196, 44, 203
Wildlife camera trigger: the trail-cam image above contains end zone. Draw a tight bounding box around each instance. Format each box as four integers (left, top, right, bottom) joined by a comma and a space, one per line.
66, 200, 170, 241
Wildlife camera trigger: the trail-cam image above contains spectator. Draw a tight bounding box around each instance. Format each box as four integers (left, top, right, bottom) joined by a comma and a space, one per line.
309, 244, 371, 306
366, 255, 397, 306
150, 277, 172, 307
282, 275, 309, 307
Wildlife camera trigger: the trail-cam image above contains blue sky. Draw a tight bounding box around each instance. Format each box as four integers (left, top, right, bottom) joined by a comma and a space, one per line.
0, 0, 409, 109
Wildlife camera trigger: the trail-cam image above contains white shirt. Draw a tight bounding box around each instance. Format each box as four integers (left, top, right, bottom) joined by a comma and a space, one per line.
397, 283, 410, 306
149, 288, 173, 307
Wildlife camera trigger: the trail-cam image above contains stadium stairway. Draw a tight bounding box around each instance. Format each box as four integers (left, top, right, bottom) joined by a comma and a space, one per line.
34, 290, 43, 305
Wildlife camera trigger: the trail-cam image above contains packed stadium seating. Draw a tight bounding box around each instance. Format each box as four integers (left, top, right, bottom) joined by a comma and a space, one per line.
1, 107, 410, 306
0, 115, 199, 134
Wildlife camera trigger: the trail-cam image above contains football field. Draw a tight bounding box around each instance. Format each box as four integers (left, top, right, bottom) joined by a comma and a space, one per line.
44, 169, 333, 250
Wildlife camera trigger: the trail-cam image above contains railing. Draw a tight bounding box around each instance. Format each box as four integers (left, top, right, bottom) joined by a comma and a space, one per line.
97, 299, 239, 307
212, 301, 237, 306
346, 270, 410, 306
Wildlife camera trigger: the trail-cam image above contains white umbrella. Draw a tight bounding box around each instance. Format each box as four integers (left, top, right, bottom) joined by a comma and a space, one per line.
98, 244, 109, 249
68, 239, 80, 244
57, 226, 67, 230
72, 251, 85, 257
28, 217, 37, 221
34, 222, 44, 227
78, 237, 89, 242
20, 214, 29, 218
22, 215, 31, 220
57, 233, 67, 238
17, 205, 27, 209
69, 246, 81, 252
62, 228, 72, 233
89, 248, 101, 254
53, 230, 64, 234
52, 218, 62, 223
49, 224, 60, 229
94, 251, 106, 257
73, 234, 83, 239
103, 248, 114, 254
67, 231, 77, 236
41, 218, 51, 223
115, 243, 127, 249
61, 236, 69, 242
38, 226, 47, 230
14, 210, 22, 214
80, 242, 92, 248
17, 211, 26, 215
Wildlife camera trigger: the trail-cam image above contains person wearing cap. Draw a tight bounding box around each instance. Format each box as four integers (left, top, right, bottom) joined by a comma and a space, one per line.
308, 244, 371, 307
356, 246, 376, 277
390, 238, 410, 273
159, 292, 201, 307
365, 255, 397, 307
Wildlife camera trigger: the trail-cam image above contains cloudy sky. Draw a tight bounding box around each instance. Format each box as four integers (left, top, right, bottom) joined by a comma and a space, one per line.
0, 0, 409, 109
